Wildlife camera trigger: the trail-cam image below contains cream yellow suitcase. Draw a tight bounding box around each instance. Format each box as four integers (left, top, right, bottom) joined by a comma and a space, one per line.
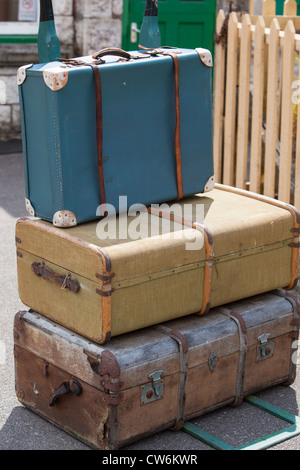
15, 184, 299, 344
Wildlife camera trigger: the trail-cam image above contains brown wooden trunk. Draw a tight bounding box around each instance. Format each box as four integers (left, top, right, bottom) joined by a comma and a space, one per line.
14, 291, 299, 449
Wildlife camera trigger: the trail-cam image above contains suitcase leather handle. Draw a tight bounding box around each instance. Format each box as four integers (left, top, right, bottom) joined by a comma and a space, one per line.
92, 47, 131, 61
49, 378, 82, 407
31, 262, 80, 293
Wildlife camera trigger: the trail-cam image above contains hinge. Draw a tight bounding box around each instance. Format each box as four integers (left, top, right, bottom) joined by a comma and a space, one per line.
85, 350, 123, 406
96, 288, 115, 297
96, 273, 115, 282
96, 285, 115, 297
289, 242, 300, 248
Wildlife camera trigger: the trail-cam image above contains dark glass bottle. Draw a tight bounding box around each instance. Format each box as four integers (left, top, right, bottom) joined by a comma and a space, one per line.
139, 0, 161, 49
38, 0, 61, 63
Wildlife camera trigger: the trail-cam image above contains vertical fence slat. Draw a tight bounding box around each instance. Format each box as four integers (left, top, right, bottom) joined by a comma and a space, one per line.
236, 14, 252, 189
283, 0, 297, 16
223, 12, 239, 186
294, 68, 300, 209
278, 20, 295, 203
213, 10, 226, 184
264, 18, 280, 198
262, 0, 276, 15
249, 16, 265, 194
213, 11, 300, 206
249, 0, 254, 15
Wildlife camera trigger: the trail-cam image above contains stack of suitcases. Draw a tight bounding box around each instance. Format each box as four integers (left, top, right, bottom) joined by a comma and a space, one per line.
13, 1, 300, 450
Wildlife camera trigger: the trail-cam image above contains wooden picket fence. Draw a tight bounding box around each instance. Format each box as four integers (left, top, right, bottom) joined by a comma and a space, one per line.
213, 1, 300, 209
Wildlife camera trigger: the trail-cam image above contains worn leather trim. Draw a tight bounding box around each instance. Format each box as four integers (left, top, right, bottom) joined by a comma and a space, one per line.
193, 223, 214, 315
90, 64, 107, 215
96, 248, 113, 344
154, 324, 189, 431
31, 261, 80, 293
131, 47, 184, 200
13, 310, 27, 342
214, 306, 248, 407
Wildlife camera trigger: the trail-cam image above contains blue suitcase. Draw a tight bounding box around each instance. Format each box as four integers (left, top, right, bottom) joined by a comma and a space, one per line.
17, 47, 214, 226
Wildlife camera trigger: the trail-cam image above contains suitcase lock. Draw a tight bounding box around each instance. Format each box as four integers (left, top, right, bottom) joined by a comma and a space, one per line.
257, 333, 274, 361
141, 370, 163, 405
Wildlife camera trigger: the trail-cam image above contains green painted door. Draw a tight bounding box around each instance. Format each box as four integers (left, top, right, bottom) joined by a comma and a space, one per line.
275, 0, 284, 14
122, 0, 217, 53
276, 0, 300, 14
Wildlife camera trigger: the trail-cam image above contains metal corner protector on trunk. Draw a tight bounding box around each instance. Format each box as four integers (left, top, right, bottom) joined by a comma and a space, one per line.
204, 175, 215, 192
43, 65, 69, 91
53, 210, 77, 227
17, 64, 33, 86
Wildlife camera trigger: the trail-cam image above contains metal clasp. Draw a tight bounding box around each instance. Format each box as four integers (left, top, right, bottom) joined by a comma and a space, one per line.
257, 333, 274, 361
141, 370, 164, 405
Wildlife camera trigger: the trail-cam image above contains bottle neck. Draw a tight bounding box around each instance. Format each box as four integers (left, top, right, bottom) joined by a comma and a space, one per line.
40, 0, 54, 22
144, 0, 158, 17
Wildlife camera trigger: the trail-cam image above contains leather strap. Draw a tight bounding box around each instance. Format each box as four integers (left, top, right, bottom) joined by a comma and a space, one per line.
214, 307, 248, 407
160, 51, 183, 200
146, 207, 214, 315
154, 324, 188, 431
31, 261, 80, 293
135, 46, 184, 200
90, 64, 107, 216
49, 378, 82, 407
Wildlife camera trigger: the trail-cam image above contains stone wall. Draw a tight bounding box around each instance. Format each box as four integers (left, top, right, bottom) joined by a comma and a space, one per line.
74, 0, 123, 57
217, 0, 249, 13
0, 67, 20, 140
0, 0, 125, 141
0, 0, 123, 140
0, 0, 76, 141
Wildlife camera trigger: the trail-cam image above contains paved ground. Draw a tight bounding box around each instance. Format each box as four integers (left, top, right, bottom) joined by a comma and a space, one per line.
1, 143, 300, 452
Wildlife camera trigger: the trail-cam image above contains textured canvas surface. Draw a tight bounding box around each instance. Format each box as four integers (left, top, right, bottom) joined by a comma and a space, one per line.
16, 186, 298, 342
